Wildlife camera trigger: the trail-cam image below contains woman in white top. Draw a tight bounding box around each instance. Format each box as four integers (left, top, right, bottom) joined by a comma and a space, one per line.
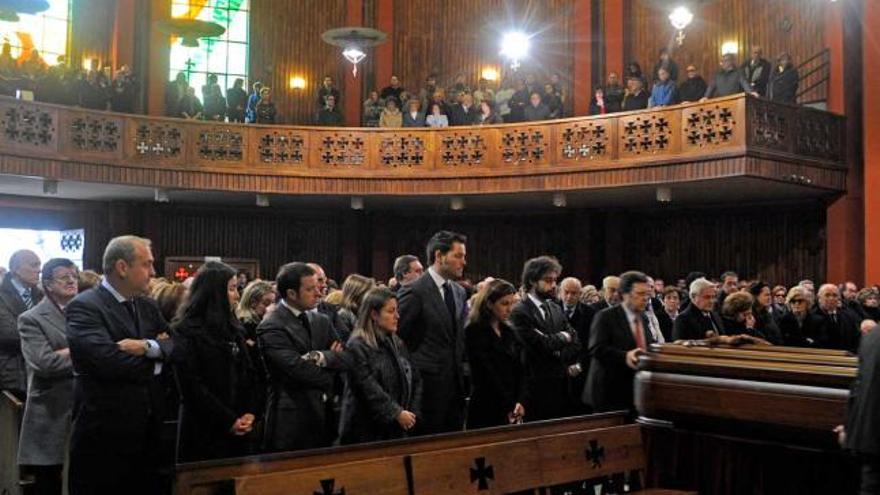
425, 103, 449, 128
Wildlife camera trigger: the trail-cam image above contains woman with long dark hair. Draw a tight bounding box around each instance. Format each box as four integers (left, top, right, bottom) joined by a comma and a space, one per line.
465, 279, 527, 429
338, 287, 421, 444
173, 261, 258, 461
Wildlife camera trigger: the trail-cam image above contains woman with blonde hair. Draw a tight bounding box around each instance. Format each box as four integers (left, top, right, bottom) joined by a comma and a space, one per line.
235, 279, 276, 342
779, 285, 814, 346
465, 278, 526, 428
338, 274, 376, 338
339, 287, 421, 444
150, 279, 186, 323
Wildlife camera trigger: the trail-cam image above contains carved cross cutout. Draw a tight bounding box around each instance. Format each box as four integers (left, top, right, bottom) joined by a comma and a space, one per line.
313, 478, 345, 495
469, 457, 495, 491
585, 439, 606, 469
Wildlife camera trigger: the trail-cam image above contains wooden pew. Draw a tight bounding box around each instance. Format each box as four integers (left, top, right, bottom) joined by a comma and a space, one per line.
233, 424, 695, 495
175, 412, 629, 495
0, 391, 24, 495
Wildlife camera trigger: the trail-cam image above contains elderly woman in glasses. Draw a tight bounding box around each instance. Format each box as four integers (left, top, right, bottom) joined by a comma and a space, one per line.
779, 285, 814, 346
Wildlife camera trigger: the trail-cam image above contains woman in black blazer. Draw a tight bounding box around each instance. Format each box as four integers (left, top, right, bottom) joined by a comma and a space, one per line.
339, 287, 422, 444
465, 279, 527, 429
173, 261, 259, 461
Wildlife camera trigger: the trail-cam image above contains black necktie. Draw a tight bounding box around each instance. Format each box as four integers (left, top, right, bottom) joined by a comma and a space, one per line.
830, 312, 838, 325
442, 282, 457, 327
122, 300, 140, 334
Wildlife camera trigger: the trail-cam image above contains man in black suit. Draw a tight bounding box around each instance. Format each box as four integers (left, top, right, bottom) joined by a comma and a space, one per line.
714, 271, 739, 313
558, 276, 594, 414
398, 230, 468, 434
804, 284, 861, 352
673, 277, 725, 341
258, 262, 345, 452
510, 257, 580, 421
449, 92, 479, 126
844, 320, 880, 494
66, 236, 176, 495
392, 254, 424, 291
0, 249, 42, 400
590, 275, 620, 313
583, 271, 656, 413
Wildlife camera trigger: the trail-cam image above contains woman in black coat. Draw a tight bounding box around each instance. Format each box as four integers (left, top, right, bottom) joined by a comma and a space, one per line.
778, 286, 813, 346
174, 261, 258, 462
339, 287, 421, 444
749, 282, 783, 345
465, 279, 527, 429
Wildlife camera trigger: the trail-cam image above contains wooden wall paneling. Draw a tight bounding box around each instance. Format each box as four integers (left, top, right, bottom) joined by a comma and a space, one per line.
626, 0, 825, 91
391, 0, 575, 98
248, 0, 348, 125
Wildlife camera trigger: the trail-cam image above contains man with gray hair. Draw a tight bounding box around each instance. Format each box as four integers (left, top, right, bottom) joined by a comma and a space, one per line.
590, 275, 621, 313
673, 277, 725, 340
0, 249, 42, 399
393, 254, 424, 290
558, 276, 595, 414
804, 284, 860, 352
66, 236, 176, 494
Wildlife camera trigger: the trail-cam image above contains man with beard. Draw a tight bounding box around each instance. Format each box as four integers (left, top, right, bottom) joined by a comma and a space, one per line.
398, 231, 468, 434
510, 256, 581, 421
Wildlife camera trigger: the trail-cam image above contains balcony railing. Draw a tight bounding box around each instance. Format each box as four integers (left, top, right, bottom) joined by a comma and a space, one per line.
0, 94, 846, 196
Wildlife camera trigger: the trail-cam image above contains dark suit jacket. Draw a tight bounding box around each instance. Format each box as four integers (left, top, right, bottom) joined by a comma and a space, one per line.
397, 272, 467, 433
449, 104, 479, 126
510, 297, 580, 421
257, 304, 343, 452
402, 111, 426, 127
0, 276, 42, 393
465, 320, 526, 428
804, 306, 861, 352
584, 305, 656, 412
65, 285, 173, 491
846, 328, 880, 455
672, 304, 725, 341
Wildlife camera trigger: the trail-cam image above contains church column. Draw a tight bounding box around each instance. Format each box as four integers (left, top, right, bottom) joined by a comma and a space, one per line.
603, 0, 624, 80
375, 0, 394, 91
111, 0, 137, 70
824, 0, 865, 284
572, 0, 593, 116
343, 0, 364, 126
864, 0, 880, 284
146, 0, 171, 116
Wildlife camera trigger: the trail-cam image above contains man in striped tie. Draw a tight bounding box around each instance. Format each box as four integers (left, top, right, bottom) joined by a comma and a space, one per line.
0, 249, 42, 400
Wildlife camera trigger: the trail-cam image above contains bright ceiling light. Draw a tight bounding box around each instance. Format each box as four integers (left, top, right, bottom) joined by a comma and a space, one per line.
668, 6, 693, 30
500, 31, 530, 70
721, 41, 739, 55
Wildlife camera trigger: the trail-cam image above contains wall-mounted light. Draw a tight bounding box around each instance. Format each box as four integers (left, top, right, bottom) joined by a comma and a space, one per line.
656, 186, 672, 203
154, 188, 170, 203
721, 41, 739, 56
450, 196, 465, 211
81, 57, 94, 71
289, 76, 306, 90
42, 178, 58, 195
350, 196, 364, 210
256, 194, 270, 207
500, 31, 531, 71
481, 67, 499, 82
552, 192, 567, 208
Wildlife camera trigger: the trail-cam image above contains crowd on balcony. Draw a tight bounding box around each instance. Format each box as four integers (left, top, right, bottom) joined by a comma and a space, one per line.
0, 43, 139, 113
1, 232, 878, 492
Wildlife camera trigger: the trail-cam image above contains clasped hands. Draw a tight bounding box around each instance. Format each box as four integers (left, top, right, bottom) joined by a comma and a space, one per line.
230, 413, 255, 436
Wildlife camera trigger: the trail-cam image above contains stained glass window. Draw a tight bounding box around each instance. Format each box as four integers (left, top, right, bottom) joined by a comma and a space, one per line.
0, 0, 71, 64
169, 0, 249, 96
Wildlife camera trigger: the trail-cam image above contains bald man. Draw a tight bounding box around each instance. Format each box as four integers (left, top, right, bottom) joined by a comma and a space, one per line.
558, 277, 595, 413
0, 249, 42, 399
804, 284, 861, 352
590, 276, 620, 313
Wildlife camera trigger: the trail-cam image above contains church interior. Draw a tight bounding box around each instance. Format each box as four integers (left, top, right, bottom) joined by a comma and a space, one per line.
0, 0, 878, 494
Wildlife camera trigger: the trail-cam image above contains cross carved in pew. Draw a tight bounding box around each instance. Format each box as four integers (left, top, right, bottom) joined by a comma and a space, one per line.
585, 439, 606, 468
469, 456, 495, 491
313, 478, 345, 495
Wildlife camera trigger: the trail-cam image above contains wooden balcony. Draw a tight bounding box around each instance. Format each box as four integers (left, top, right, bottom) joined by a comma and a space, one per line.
0, 94, 846, 200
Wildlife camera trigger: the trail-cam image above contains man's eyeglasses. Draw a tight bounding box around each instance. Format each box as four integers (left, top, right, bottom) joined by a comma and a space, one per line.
51, 274, 79, 283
